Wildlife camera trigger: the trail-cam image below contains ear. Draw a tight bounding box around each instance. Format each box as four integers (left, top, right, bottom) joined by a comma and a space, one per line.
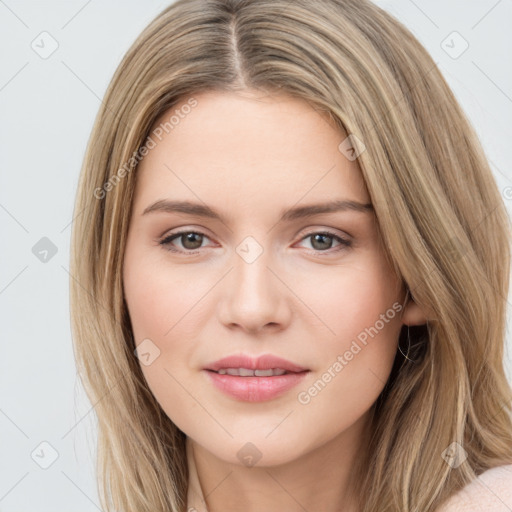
401, 293, 429, 326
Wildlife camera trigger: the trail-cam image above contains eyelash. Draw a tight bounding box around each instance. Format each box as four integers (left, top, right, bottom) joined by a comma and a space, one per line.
158, 229, 352, 256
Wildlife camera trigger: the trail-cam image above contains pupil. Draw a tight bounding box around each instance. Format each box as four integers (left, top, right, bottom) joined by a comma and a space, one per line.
183, 233, 202, 249
312, 234, 331, 250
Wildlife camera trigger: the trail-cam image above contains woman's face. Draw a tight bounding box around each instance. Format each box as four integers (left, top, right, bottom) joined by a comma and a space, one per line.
123, 89, 423, 467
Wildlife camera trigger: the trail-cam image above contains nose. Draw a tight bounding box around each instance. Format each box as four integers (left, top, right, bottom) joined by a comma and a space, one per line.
217, 248, 292, 334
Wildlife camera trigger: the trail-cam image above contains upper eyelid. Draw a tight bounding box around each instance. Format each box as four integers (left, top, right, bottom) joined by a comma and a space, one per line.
160, 226, 351, 240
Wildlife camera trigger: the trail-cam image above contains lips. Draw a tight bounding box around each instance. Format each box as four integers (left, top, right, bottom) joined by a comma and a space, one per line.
204, 353, 308, 374
203, 353, 310, 401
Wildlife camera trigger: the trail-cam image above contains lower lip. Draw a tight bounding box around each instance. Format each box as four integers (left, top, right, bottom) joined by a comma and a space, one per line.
204, 370, 309, 402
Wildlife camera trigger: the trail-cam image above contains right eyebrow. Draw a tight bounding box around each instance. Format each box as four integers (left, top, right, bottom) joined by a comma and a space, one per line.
142, 200, 225, 221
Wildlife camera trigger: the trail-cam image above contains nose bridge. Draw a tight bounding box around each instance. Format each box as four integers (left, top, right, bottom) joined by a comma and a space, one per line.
233, 236, 276, 307
218, 234, 289, 332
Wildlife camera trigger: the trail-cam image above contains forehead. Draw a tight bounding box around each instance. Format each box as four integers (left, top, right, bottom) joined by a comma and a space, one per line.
133, 90, 370, 215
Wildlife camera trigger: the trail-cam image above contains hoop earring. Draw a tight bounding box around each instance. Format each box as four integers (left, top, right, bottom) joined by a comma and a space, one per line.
402, 288, 410, 310
398, 325, 417, 362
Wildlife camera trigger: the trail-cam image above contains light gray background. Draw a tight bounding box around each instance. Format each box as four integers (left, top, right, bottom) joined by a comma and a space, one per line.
1, 1, 511, 510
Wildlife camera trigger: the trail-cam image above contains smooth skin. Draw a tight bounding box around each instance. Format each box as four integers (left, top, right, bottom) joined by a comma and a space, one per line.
123, 89, 428, 512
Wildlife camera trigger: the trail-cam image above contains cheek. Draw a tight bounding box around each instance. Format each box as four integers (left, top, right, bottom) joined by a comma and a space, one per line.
123, 254, 198, 428
124, 246, 202, 342
295, 253, 400, 349
123, 247, 211, 400
293, 255, 401, 406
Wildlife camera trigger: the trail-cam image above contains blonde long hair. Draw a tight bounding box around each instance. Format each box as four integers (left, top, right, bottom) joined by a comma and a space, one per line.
69, 0, 512, 510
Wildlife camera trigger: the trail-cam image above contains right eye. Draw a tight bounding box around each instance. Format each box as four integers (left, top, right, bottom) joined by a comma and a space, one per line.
159, 230, 214, 253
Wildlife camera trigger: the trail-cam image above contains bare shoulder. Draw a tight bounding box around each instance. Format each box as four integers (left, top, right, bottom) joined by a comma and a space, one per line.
437, 465, 512, 512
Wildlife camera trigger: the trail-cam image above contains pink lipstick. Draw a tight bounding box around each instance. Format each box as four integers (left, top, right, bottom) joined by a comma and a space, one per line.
203, 353, 310, 402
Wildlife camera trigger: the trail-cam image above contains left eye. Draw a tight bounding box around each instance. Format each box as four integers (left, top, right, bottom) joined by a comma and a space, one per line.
159, 230, 351, 254
297, 232, 351, 252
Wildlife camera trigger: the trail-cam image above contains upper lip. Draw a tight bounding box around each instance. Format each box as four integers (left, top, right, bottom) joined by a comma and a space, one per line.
204, 354, 309, 373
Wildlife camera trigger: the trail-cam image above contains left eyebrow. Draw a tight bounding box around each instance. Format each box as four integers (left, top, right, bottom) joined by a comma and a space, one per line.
279, 199, 373, 221
141, 199, 374, 223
